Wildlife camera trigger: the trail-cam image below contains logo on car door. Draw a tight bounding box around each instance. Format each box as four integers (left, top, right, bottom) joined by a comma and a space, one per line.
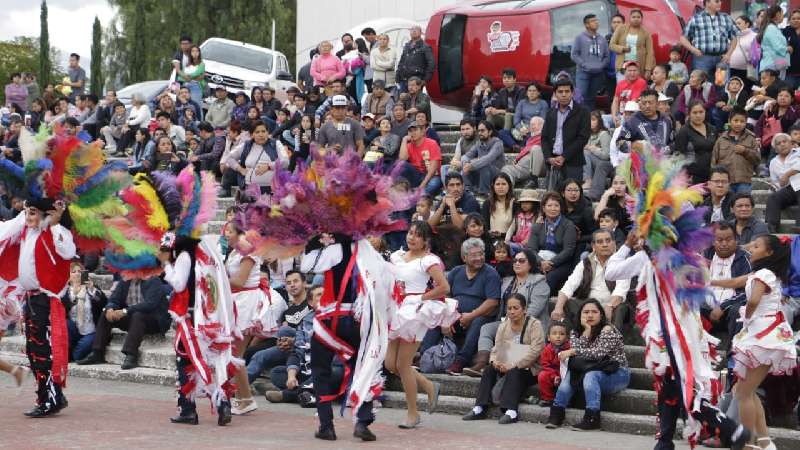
487, 21, 520, 53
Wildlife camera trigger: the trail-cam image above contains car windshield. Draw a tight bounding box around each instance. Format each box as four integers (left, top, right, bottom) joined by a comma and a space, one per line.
117, 81, 168, 102
201, 40, 273, 74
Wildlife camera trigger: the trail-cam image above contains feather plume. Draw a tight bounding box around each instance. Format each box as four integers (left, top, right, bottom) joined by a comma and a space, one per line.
149, 171, 182, 226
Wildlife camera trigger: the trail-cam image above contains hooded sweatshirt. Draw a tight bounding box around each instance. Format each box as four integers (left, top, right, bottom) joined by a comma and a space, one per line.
571, 31, 610, 74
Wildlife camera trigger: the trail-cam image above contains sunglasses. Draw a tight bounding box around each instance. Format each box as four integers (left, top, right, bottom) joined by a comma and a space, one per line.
513, 258, 527, 263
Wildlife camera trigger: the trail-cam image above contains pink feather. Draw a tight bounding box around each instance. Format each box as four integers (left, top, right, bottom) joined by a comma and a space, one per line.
195, 171, 218, 227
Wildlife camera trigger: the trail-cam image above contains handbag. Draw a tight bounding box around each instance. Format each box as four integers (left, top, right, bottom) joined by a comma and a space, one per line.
761, 115, 782, 149
567, 356, 621, 388
494, 317, 531, 367
419, 336, 457, 374
736, 41, 758, 82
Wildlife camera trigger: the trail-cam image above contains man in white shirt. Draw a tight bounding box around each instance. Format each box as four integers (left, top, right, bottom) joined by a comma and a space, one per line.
766, 133, 800, 232
552, 229, 631, 329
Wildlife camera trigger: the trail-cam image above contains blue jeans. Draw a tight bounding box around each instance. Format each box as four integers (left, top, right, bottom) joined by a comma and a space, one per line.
246, 326, 296, 384
692, 54, 722, 82
575, 70, 606, 111
400, 161, 444, 196
420, 314, 492, 366
729, 183, 752, 195
67, 319, 95, 361
554, 366, 630, 410
185, 81, 203, 107
498, 129, 520, 149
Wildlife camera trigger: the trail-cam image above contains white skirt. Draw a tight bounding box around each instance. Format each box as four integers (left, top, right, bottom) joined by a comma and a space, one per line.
0, 285, 22, 332
389, 295, 460, 342
233, 288, 283, 338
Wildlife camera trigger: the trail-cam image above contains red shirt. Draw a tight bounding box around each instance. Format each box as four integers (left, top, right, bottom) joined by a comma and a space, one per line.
614, 77, 648, 105
407, 137, 441, 175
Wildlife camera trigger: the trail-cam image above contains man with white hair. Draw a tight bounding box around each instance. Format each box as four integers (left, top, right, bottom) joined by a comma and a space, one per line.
501, 115, 545, 187
396, 25, 434, 94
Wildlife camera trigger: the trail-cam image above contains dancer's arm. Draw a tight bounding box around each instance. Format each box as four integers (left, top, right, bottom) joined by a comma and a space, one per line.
163, 251, 191, 292
604, 245, 646, 281
709, 275, 748, 289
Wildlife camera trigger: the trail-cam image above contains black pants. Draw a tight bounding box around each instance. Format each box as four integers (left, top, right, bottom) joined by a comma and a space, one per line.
92, 310, 162, 356
220, 168, 238, 196
655, 375, 740, 450
176, 339, 197, 415
311, 316, 374, 430
25, 293, 65, 409
766, 185, 800, 230
475, 365, 535, 411
117, 126, 139, 153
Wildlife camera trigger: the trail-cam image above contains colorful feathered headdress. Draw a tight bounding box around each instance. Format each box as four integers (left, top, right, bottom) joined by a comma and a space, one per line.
618, 141, 713, 309
239, 148, 415, 259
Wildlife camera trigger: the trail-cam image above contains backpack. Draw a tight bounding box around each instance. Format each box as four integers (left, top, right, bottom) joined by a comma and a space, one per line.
419, 336, 457, 374
749, 38, 762, 70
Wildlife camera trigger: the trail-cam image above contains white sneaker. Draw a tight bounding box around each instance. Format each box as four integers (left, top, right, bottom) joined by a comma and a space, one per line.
231, 398, 258, 415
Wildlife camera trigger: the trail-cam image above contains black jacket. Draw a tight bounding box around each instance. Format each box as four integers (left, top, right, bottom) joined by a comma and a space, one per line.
565, 197, 597, 250
107, 277, 173, 333
194, 135, 226, 172
526, 216, 578, 268
702, 246, 752, 312
62, 286, 108, 326
396, 39, 435, 82
541, 102, 591, 167
702, 192, 734, 225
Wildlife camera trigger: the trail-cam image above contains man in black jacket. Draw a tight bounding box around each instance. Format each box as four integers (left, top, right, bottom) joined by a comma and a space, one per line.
541, 79, 591, 184
190, 121, 226, 173
396, 25, 435, 94
702, 166, 734, 225
77, 276, 172, 370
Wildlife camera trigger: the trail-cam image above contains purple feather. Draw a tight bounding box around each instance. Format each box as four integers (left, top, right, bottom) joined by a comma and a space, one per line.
150, 171, 182, 227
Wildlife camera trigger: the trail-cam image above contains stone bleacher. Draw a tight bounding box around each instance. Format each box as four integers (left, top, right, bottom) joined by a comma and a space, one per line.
0, 130, 797, 445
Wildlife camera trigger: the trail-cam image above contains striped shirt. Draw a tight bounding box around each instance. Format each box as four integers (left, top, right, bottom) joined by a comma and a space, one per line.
683, 10, 738, 55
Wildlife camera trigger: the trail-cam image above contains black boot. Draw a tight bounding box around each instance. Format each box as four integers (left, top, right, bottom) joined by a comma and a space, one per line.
170, 410, 199, 425
353, 423, 377, 441
545, 405, 565, 429
572, 408, 601, 431
314, 427, 337, 441
24, 404, 53, 418
77, 351, 105, 365
120, 354, 138, 370
217, 400, 232, 426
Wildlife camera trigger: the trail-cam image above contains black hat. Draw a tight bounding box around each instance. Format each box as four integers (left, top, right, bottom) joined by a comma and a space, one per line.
26, 197, 55, 212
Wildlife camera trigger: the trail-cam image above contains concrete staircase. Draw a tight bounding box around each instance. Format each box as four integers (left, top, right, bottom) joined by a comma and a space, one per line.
0, 133, 795, 446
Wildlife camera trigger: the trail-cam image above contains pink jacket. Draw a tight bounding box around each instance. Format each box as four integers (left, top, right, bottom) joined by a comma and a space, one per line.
310, 54, 346, 86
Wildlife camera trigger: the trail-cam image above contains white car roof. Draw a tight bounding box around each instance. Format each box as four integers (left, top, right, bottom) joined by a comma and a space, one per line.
201, 37, 284, 56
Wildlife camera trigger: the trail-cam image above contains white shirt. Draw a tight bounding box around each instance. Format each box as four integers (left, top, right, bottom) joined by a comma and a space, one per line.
226, 250, 262, 289
164, 251, 192, 292
709, 253, 735, 305
301, 243, 343, 274
559, 253, 630, 305
769, 148, 800, 191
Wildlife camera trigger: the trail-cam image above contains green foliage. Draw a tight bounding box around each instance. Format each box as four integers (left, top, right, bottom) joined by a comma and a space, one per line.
91, 16, 104, 96
103, 0, 297, 88
0, 37, 63, 104
39, 0, 51, 87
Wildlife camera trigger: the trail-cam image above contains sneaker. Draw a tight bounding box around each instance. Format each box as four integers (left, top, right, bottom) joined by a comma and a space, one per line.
446, 360, 464, 375
231, 398, 257, 415
264, 391, 284, 403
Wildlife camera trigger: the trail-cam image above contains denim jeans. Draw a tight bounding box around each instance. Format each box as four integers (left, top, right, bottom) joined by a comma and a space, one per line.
575, 70, 606, 111
246, 326, 296, 384
554, 366, 630, 410
67, 319, 95, 361
692, 54, 722, 82
729, 183, 752, 195
401, 161, 444, 196
185, 81, 203, 107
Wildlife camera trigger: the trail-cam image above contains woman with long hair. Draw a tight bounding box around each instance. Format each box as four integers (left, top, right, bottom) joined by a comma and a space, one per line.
386, 221, 458, 429
561, 179, 597, 258
480, 172, 517, 242
180, 45, 206, 106
756, 6, 788, 76
582, 112, 612, 201
674, 99, 718, 184
595, 174, 632, 232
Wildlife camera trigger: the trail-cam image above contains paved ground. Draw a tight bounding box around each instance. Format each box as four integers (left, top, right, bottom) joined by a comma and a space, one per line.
0, 376, 690, 450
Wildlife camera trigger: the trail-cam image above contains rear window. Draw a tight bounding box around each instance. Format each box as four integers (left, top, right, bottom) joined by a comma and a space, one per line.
201, 40, 273, 74
438, 14, 467, 94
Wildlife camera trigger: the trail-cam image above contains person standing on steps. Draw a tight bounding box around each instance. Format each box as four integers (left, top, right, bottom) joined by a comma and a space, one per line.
386, 221, 458, 429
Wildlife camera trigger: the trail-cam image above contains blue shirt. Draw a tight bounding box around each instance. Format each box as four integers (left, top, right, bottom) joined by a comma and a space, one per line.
447, 264, 502, 313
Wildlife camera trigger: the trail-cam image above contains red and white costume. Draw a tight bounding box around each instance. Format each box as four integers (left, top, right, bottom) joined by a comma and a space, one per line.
225, 250, 287, 337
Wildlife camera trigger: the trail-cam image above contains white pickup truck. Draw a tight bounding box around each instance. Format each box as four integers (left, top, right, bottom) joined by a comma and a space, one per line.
198, 37, 297, 103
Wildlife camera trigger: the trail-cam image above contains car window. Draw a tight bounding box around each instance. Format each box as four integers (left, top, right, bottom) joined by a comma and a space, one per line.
117, 81, 168, 102
477, 0, 525, 10
548, 0, 611, 84
437, 13, 467, 94
201, 40, 273, 74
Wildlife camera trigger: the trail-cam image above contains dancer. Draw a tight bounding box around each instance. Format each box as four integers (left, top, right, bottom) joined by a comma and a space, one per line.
224, 221, 287, 415
715, 235, 796, 450
386, 220, 458, 429
602, 142, 751, 450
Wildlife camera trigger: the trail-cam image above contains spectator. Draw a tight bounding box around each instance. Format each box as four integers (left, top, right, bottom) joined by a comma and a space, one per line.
582, 110, 612, 201
401, 77, 432, 122
150, 135, 187, 174
703, 166, 735, 224
178, 45, 206, 106
609, 9, 656, 80
180, 107, 200, 135
396, 25, 435, 93
23, 72, 39, 111
461, 293, 545, 424
756, 6, 788, 74
156, 111, 186, 150
66, 53, 87, 100
445, 119, 477, 180
542, 79, 591, 184
341, 36, 370, 102
310, 41, 345, 88
505, 189, 542, 252
119, 93, 151, 155
711, 107, 759, 194
480, 172, 517, 241
176, 86, 203, 123
205, 86, 235, 129
527, 192, 578, 294
100, 101, 128, 155
783, 10, 800, 89
399, 122, 441, 195
190, 121, 225, 172
485, 68, 525, 131
649, 64, 680, 102
231, 91, 250, 124
370, 33, 397, 92
389, 102, 414, 138
414, 111, 440, 145
597, 208, 625, 247
749, 69, 790, 116
501, 116, 545, 188
260, 87, 284, 123
128, 128, 155, 175
365, 117, 400, 169
731, 16, 758, 91
667, 46, 689, 85
361, 79, 391, 122
361, 113, 379, 145
546, 299, 630, 431
675, 99, 718, 184
611, 61, 649, 125
78, 275, 172, 370
554, 228, 631, 330
500, 82, 548, 149
428, 172, 480, 230
730, 193, 768, 248
571, 14, 610, 111
561, 179, 597, 258
28, 98, 46, 132
225, 120, 288, 196
64, 263, 107, 361
595, 174, 633, 232
755, 87, 800, 156
172, 35, 193, 79
219, 120, 250, 195
316, 95, 365, 157
677, 70, 717, 128
462, 121, 504, 196
296, 48, 318, 93
463, 213, 496, 263
711, 76, 749, 129
537, 321, 571, 407
467, 76, 494, 122
765, 133, 800, 233
606, 13, 625, 94
4, 73, 27, 111
420, 238, 501, 375
679, 0, 739, 80
314, 79, 360, 124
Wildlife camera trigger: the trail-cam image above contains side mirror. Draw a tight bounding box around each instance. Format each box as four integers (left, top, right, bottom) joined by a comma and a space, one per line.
276, 70, 293, 82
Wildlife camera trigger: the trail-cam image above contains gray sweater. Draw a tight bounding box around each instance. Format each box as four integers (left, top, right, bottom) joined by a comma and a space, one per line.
571, 31, 610, 74
463, 136, 504, 170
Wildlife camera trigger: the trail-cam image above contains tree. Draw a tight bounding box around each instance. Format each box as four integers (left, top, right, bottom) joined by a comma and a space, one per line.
39, 0, 51, 87
90, 16, 103, 96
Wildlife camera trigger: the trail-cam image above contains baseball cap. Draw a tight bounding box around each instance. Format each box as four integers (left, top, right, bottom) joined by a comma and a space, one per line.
331, 95, 348, 107
623, 60, 639, 70
657, 92, 673, 103
362, 113, 376, 120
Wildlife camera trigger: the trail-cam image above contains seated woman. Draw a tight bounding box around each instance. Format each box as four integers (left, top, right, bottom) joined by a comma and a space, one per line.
498, 82, 548, 150
224, 120, 289, 196
581, 112, 612, 202
64, 262, 107, 362
467, 76, 493, 122
595, 174, 633, 233
462, 293, 544, 424
561, 179, 597, 259
526, 192, 577, 295
545, 299, 630, 431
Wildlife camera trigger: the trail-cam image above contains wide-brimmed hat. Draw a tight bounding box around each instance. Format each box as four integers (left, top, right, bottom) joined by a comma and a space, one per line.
517, 189, 543, 203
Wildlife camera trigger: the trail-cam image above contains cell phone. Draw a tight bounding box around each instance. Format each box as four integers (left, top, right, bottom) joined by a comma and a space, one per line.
81, 271, 90, 284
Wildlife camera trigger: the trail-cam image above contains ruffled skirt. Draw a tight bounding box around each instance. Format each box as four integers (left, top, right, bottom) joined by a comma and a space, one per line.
732, 313, 797, 380
0, 288, 22, 332
389, 295, 460, 342
233, 289, 281, 338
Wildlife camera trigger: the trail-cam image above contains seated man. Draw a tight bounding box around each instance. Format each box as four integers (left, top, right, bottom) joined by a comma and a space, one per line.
501, 116, 545, 189
155, 111, 186, 150
461, 120, 505, 196
246, 270, 312, 384
77, 275, 172, 370
702, 166, 734, 225
427, 172, 480, 229
552, 229, 631, 330
398, 123, 443, 196
728, 193, 767, 250
703, 223, 751, 351
419, 238, 501, 375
